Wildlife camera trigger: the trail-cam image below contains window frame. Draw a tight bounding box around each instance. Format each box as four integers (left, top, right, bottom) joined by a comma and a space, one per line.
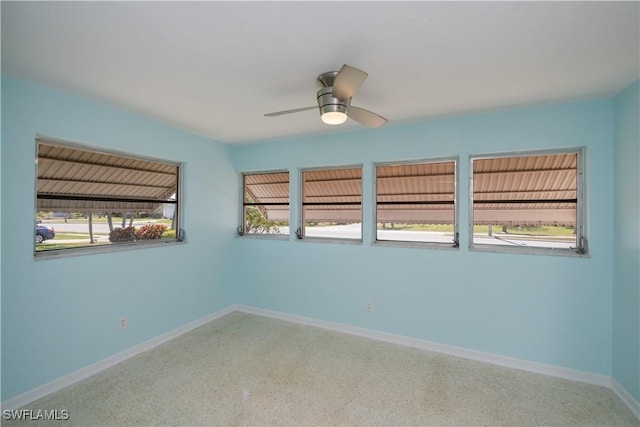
468, 147, 587, 256
34, 136, 184, 259
297, 164, 363, 244
373, 157, 459, 249
239, 170, 290, 240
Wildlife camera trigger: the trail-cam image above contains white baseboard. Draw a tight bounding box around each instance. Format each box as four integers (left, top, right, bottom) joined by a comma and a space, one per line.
1, 305, 235, 411
234, 304, 639, 421
612, 378, 640, 420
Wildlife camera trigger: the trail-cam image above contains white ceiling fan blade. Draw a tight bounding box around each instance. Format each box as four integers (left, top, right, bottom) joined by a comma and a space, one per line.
264, 106, 316, 117
332, 64, 368, 101
347, 106, 388, 128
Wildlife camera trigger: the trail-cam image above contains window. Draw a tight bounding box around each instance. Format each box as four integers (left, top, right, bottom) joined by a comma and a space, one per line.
241, 171, 289, 236
299, 166, 362, 241
375, 159, 457, 246
470, 150, 585, 254
35, 138, 181, 256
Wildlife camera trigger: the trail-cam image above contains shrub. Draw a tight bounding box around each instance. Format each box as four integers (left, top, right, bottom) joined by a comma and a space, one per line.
135, 224, 168, 240
109, 227, 136, 243
161, 229, 176, 239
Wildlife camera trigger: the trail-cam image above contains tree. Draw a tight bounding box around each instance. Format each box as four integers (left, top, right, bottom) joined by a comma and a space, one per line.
88, 212, 95, 244
107, 213, 114, 232
245, 207, 281, 234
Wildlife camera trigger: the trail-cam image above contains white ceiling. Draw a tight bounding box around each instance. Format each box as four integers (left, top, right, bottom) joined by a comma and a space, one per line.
2, 1, 639, 145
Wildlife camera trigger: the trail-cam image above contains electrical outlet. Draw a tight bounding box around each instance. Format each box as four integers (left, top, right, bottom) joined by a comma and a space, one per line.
365, 300, 373, 312
119, 316, 127, 330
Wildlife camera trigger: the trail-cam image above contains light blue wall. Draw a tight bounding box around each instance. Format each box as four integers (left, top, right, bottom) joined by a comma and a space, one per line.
0, 76, 238, 401
4, 75, 634, 404
613, 80, 640, 402
231, 100, 615, 376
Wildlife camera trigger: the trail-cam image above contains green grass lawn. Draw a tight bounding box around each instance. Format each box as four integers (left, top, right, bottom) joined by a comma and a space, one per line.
35, 216, 175, 252
35, 241, 110, 251
493, 225, 575, 236
52, 233, 107, 240
37, 216, 172, 225
377, 223, 455, 232
377, 223, 575, 236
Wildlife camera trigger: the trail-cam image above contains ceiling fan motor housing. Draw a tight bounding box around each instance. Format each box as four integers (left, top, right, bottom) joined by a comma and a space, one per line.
317, 86, 348, 116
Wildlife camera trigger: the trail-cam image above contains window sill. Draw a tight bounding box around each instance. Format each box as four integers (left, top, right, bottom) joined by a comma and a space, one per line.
297, 237, 362, 245
237, 233, 289, 241
34, 239, 185, 261
470, 244, 588, 258
373, 240, 459, 250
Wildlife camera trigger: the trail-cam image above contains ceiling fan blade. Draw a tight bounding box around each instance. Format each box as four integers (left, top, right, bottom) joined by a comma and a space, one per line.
347, 106, 388, 128
264, 106, 316, 117
332, 64, 368, 101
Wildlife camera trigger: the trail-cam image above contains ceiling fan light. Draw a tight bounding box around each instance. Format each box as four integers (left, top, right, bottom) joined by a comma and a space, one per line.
321, 111, 348, 125
318, 92, 348, 125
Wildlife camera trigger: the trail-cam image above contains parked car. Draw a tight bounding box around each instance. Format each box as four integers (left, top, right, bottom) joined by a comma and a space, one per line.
35, 224, 55, 243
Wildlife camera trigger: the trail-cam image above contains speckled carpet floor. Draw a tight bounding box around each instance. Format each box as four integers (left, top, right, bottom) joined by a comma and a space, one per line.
5, 312, 639, 426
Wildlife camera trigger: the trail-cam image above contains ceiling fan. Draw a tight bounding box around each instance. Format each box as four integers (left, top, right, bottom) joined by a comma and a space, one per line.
264, 64, 388, 128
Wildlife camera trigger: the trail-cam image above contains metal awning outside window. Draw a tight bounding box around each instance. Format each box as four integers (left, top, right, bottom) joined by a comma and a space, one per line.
302, 167, 362, 223
239, 153, 578, 229
376, 161, 456, 224
36, 139, 178, 213
243, 172, 289, 222
472, 152, 577, 226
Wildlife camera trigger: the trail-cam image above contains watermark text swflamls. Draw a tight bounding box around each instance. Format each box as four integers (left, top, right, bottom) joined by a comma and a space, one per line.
3, 409, 69, 421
